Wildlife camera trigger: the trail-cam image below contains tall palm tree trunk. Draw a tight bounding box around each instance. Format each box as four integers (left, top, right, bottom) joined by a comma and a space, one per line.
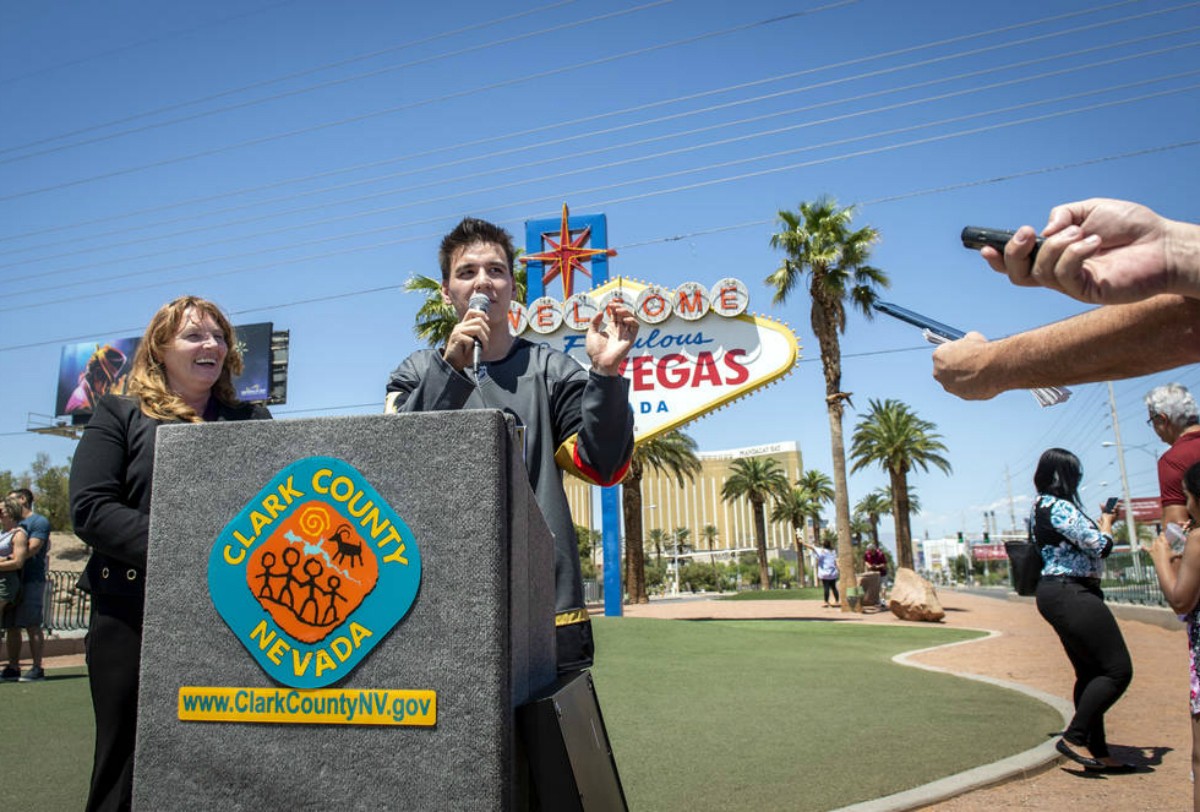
793, 521, 807, 587
622, 473, 649, 603
827, 401, 856, 610
753, 501, 770, 589
889, 467, 914, 570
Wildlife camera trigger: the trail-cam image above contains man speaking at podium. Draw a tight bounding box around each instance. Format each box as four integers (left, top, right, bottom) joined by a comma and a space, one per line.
385, 217, 638, 673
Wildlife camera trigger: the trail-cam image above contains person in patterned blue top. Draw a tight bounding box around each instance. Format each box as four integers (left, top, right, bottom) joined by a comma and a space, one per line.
1032, 447, 1134, 773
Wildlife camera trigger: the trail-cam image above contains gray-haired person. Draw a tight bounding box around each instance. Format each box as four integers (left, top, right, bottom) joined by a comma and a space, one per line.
1147, 383, 1200, 530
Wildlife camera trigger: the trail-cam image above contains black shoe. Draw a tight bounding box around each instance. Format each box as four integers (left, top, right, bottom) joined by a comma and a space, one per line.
1056, 738, 1103, 769
1091, 761, 1137, 774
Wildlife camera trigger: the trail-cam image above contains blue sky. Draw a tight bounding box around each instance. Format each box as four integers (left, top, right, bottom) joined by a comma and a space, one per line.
2, 0, 1198, 549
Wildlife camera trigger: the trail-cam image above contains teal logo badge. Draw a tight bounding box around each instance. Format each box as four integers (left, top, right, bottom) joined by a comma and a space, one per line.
209, 456, 421, 688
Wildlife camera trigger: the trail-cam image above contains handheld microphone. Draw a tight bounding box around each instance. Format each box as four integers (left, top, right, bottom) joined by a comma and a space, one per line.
468, 293, 490, 378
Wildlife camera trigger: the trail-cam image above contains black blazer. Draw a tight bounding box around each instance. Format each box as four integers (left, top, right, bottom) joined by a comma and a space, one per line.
70, 394, 271, 598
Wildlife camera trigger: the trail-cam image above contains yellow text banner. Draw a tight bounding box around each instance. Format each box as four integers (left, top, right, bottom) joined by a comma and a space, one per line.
178, 686, 436, 726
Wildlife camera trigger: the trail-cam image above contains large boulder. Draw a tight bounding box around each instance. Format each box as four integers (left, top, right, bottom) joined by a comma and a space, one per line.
888, 567, 945, 622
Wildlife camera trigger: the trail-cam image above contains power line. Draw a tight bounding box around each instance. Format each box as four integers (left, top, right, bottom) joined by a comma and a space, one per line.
0, 0, 654, 164
7, 26, 1194, 273
0, 0, 1169, 248
0, 2, 852, 204
2, 136, 1195, 353
9, 69, 1199, 300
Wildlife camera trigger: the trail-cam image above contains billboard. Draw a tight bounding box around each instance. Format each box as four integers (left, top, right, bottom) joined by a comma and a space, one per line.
56, 322, 275, 419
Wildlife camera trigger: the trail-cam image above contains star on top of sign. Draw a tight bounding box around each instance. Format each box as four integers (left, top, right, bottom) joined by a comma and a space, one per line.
519, 203, 617, 298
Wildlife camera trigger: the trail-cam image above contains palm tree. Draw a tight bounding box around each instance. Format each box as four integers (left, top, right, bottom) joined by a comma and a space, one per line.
854, 489, 891, 548
722, 457, 790, 589
621, 431, 701, 604
647, 528, 667, 564
404, 261, 527, 347
701, 523, 721, 589
850, 399, 951, 570
795, 469, 834, 546
771, 487, 818, 588
768, 197, 888, 609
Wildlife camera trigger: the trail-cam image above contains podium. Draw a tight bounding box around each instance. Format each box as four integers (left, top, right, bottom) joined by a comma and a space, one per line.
132, 411, 557, 810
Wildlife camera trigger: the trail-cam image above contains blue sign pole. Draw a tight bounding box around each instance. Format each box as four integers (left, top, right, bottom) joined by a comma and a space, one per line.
601, 484, 623, 617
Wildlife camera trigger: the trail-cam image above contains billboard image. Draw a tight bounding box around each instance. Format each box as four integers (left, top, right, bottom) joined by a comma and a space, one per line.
56, 322, 274, 419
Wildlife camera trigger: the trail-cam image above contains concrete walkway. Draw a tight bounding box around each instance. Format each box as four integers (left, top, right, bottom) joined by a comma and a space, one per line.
622, 589, 1191, 811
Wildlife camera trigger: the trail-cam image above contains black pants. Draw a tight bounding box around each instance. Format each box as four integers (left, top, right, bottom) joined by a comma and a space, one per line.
85, 597, 144, 812
821, 578, 840, 604
1036, 578, 1132, 757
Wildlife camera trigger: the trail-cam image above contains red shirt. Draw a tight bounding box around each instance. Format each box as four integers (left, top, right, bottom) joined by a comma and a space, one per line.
864, 547, 887, 575
1158, 429, 1200, 508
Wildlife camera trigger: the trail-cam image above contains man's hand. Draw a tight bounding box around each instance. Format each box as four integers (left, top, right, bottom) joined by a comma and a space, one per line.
587, 303, 639, 376
978, 198, 1179, 305
442, 305, 490, 372
931, 331, 1002, 400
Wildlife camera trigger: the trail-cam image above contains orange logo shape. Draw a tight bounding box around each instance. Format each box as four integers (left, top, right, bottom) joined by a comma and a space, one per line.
245, 502, 379, 644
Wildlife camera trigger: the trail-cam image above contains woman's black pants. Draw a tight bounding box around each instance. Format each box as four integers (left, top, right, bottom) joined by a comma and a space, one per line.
821, 577, 840, 604
85, 596, 144, 812
1036, 577, 1132, 757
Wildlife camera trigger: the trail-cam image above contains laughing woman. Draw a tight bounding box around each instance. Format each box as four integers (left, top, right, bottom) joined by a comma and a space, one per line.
70, 296, 271, 811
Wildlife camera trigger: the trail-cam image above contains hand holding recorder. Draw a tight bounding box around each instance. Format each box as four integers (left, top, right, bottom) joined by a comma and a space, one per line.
962, 198, 1196, 306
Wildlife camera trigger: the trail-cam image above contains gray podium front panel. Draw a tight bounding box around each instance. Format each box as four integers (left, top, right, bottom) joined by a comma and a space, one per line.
133, 411, 556, 811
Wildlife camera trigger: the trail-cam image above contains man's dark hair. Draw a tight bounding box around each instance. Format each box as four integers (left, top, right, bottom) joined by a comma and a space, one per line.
438, 217, 515, 281
1033, 447, 1083, 505
9, 488, 33, 507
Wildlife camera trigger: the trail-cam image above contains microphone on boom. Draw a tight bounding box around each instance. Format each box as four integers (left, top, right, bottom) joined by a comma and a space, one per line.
468, 293, 490, 379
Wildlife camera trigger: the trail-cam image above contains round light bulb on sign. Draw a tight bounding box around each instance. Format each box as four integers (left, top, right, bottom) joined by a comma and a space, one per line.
635, 285, 674, 324
597, 288, 634, 319
562, 293, 598, 331
526, 296, 563, 335
672, 282, 710, 321
710, 278, 749, 317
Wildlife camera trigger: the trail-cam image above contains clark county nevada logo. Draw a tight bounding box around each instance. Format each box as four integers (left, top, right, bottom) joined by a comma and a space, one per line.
208, 456, 422, 689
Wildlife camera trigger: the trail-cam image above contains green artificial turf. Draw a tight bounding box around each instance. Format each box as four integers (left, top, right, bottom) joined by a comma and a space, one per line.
0, 666, 94, 809
2, 622, 1061, 811
591, 617, 1062, 812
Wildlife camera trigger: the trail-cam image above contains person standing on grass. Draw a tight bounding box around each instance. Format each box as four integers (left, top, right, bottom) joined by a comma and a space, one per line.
2, 487, 50, 683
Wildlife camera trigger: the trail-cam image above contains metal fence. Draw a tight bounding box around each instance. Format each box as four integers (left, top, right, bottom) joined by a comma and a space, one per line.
43, 570, 91, 632
1099, 550, 1166, 606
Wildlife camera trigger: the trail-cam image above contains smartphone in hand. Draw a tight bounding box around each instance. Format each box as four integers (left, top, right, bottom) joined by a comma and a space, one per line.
1103, 496, 1120, 514
961, 226, 1043, 262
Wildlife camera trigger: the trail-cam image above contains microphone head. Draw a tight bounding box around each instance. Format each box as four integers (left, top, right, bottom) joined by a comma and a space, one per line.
468, 293, 491, 314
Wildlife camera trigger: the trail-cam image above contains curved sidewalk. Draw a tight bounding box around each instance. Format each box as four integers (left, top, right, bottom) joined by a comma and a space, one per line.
622, 589, 1190, 811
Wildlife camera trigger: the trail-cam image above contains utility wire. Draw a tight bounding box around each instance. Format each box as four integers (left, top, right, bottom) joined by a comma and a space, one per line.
0, 0, 1171, 247
8, 60, 1199, 295
0, 0, 655, 164
2, 136, 1195, 353
5, 26, 1193, 271
0, 1, 854, 203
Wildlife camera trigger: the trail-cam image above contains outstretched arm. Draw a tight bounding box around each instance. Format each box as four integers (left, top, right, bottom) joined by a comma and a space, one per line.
932, 294, 1200, 400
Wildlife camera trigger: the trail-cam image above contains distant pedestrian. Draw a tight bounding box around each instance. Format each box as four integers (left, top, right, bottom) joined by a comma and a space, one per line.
0, 496, 30, 627
1145, 460, 1200, 810
1031, 448, 1133, 773
2, 487, 50, 683
803, 539, 840, 607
